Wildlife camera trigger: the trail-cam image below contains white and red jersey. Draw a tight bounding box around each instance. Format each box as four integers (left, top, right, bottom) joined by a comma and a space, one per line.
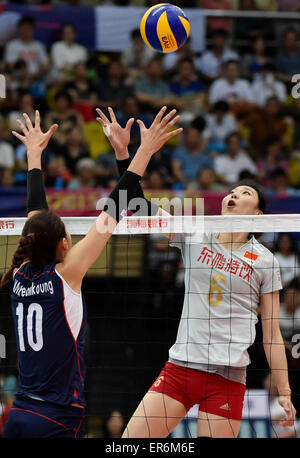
169, 233, 282, 367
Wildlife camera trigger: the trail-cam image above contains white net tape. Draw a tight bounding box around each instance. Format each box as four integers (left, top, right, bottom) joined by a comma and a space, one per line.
1, 214, 300, 236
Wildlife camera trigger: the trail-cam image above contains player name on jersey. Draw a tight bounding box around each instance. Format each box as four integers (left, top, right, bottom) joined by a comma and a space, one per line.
197, 246, 254, 282
13, 279, 54, 297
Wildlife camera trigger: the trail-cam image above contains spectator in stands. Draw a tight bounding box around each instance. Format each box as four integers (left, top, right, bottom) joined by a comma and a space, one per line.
97, 60, 133, 112
0, 168, 14, 188
195, 29, 238, 82
50, 23, 88, 83
240, 35, 273, 79
6, 59, 32, 95
171, 123, 212, 187
57, 126, 90, 176
187, 167, 227, 191
121, 28, 155, 85
279, 285, 300, 342
95, 150, 118, 187
256, 136, 289, 187
68, 158, 96, 190
4, 16, 48, 80
276, 28, 300, 86
274, 233, 299, 289
8, 91, 35, 134
64, 62, 98, 122
268, 167, 299, 196
170, 57, 206, 123
162, 38, 194, 73
118, 96, 152, 154
243, 97, 290, 157
251, 63, 287, 107
198, 0, 232, 36
134, 57, 174, 114
45, 90, 83, 145
208, 60, 255, 117
203, 100, 238, 149
213, 131, 257, 185
144, 170, 165, 190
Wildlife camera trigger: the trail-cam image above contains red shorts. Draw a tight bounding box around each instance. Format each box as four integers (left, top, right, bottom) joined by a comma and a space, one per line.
149, 362, 246, 421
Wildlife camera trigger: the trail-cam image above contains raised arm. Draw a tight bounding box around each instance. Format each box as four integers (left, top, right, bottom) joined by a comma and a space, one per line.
260, 291, 297, 427
12, 110, 58, 219
58, 106, 182, 290
95, 106, 176, 238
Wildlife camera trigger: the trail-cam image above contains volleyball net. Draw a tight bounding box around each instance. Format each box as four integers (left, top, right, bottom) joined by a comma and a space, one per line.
0, 214, 300, 438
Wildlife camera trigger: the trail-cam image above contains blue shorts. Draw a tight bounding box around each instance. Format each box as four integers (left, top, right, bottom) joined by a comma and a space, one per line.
3, 396, 85, 438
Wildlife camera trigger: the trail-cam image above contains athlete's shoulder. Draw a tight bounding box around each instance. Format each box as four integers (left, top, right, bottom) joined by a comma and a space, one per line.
250, 237, 278, 265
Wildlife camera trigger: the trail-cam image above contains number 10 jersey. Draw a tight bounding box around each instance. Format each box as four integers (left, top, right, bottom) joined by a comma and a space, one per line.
10, 261, 87, 407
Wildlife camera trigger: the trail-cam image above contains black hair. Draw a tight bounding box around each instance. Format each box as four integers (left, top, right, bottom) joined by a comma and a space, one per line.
213, 100, 230, 114
54, 90, 73, 106
1, 211, 66, 288
225, 131, 241, 145
131, 28, 141, 39
18, 16, 35, 28
191, 116, 206, 133
232, 179, 267, 213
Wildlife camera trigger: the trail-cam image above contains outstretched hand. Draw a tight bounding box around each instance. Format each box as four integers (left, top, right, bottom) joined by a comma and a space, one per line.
12, 110, 58, 156
96, 107, 134, 159
137, 106, 182, 156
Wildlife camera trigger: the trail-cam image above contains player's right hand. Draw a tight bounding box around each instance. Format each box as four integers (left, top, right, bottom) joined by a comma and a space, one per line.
12, 110, 58, 156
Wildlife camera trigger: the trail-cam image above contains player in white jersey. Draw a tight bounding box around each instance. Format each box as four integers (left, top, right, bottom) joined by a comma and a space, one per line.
97, 107, 297, 438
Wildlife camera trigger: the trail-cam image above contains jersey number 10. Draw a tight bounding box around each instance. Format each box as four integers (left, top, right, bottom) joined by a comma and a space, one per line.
16, 302, 43, 352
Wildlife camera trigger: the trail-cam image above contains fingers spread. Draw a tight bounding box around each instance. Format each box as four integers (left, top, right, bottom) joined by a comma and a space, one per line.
161, 108, 177, 126
95, 108, 110, 125
166, 114, 181, 130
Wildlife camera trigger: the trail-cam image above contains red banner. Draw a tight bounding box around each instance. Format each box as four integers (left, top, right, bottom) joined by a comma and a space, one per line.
46, 188, 225, 217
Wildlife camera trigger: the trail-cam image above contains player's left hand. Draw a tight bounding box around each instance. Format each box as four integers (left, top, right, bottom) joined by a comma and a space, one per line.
96, 106, 134, 159
278, 395, 297, 427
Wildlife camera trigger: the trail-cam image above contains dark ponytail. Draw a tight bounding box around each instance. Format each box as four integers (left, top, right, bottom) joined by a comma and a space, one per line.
1, 211, 66, 288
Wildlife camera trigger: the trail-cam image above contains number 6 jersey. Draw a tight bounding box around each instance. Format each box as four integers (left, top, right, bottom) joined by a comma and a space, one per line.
10, 261, 87, 407
169, 233, 282, 368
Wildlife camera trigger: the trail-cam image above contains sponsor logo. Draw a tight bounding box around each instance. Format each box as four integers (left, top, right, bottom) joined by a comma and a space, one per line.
219, 403, 231, 411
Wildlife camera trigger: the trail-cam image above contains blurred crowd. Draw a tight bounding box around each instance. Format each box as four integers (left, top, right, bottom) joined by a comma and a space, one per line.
0, 13, 299, 195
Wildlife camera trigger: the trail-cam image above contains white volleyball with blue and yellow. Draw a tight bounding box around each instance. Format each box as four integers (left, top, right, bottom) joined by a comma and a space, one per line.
140, 3, 190, 53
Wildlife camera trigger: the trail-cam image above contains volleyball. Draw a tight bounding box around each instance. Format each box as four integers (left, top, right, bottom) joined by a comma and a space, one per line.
140, 3, 190, 53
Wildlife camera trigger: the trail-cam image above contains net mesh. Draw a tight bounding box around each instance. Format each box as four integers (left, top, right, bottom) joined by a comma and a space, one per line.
0, 215, 300, 438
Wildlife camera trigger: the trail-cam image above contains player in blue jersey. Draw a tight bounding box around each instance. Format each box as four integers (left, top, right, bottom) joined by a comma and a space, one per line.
0, 108, 182, 438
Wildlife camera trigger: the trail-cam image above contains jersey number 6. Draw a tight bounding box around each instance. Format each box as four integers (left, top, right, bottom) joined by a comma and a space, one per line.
208, 274, 225, 306
16, 302, 43, 352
